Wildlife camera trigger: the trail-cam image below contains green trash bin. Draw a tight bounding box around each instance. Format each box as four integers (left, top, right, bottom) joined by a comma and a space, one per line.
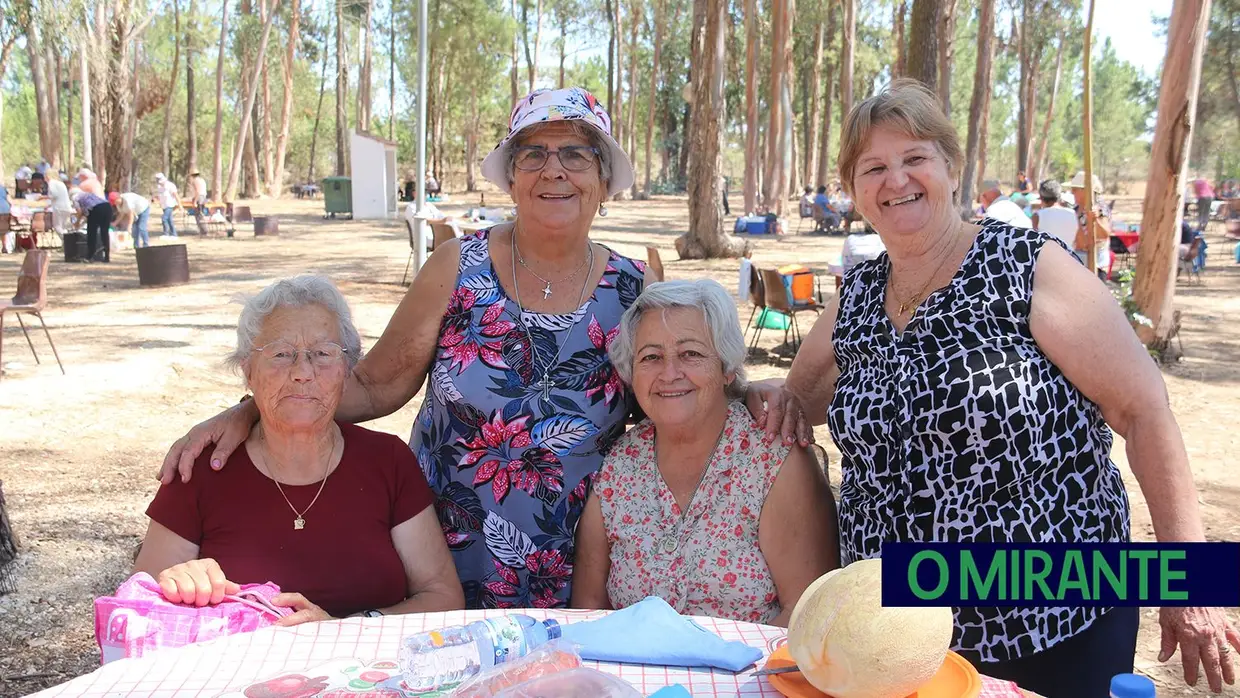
322, 176, 353, 219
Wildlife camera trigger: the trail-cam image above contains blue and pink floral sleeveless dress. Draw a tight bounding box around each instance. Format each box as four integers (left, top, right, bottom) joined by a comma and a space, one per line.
409, 228, 646, 608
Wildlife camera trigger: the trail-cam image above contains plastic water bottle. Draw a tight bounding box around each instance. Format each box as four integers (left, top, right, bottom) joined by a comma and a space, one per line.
397, 614, 562, 692
1110, 673, 1156, 698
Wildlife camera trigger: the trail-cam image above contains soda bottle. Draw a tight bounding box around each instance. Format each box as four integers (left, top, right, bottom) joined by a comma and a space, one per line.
397, 614, 562, 692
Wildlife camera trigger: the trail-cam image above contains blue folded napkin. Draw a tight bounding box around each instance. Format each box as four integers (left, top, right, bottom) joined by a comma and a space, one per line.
561, 596, 763, 672
647, 685, 692, 698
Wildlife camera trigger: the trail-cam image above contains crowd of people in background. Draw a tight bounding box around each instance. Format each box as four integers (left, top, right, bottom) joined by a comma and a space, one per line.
0, 162, 215, 259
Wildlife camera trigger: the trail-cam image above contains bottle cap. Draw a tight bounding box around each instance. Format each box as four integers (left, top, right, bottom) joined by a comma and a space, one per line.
543, 619, 562, 640
1110, 673, 1155, 698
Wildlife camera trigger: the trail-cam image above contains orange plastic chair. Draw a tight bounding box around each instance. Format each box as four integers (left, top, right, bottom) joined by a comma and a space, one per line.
0, 249, 65, 380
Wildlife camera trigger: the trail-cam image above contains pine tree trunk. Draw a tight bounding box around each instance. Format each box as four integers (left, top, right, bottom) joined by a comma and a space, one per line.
361, 0, 373, 130
626, 0, 638, 198
226, 0, 284, 201
186, 0, 199, 177
763, 0, 788, 213
163, 0, 183, 176
1132, 0, 1212, 354
937, 0, 956, 113
26, 22, 53, 164
0, 39, 15, 178
643, 0, 665, 196
126, 43, 141, 191
66, 54, 75, 168
466, 81, 478, 190
93, 3, 108, 179
906, 0, 940, 91
511, 0, 520, 105
1033, 29, 1064, 186
104, 1, 135, 192
894, 0, 907, 78
960, 0, 994, 211
308, 35, 329, 182
677, 0, 749, 259
1016, 0, 1032, 177
612, 0, 624, 159
271, 0, 301, 197
839, 0, 855, 118
805, 18, 824, 185
212, 0, 230, 197
816, 4, 837, 188
742, 0, 758, 213
44, 43, 63, 168
336, 0, 348, 176
558, 14, 567, 88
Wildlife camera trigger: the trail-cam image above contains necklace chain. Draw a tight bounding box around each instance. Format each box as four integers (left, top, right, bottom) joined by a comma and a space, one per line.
516, 239, 592, 299
888, 229, 964, 316
654, 419, 729, 555
256, 426, 336, 530
510, 226, 595, 401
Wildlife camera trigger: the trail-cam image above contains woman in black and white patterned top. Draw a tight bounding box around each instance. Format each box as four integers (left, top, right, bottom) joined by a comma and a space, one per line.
770, 80, 1239, 697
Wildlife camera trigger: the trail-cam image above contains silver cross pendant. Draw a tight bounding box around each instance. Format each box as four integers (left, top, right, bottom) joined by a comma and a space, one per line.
534, 372, 556, 401
542, 282, 552, 300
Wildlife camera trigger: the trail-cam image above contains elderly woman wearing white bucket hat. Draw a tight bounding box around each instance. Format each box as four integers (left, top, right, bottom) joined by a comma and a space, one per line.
1067, 171, 1112, 278
158, 87, 805, 609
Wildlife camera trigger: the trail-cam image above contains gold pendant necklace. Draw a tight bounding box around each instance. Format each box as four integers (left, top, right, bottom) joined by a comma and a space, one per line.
258, 427, 336, 530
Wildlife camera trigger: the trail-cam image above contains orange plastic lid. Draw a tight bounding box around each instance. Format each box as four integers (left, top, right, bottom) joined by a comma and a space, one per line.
762, 645, 981, 698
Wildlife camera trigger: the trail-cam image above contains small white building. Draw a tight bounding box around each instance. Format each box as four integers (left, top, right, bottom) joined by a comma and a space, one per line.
349, 130, 399, 220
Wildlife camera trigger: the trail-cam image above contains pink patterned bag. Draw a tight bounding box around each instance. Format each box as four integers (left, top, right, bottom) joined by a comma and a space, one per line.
94, 572, 292, 664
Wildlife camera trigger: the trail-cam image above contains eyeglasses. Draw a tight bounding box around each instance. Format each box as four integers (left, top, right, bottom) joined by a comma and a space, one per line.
513, 146, 601, 173
254, 341, 350, 368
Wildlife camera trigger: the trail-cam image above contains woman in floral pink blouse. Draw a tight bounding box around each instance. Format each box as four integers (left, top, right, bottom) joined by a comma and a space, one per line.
571, 279, 840, 626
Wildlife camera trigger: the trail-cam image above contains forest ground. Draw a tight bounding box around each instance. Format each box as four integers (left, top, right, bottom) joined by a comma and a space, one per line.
0, 194, 1237, 696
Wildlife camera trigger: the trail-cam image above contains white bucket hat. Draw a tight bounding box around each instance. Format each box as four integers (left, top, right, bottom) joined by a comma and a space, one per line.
1068, 171, 1103, 194
481, 87, 635, 197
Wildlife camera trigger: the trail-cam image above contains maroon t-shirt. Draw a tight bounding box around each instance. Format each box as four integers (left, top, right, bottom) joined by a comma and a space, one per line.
146, 422, 434, 618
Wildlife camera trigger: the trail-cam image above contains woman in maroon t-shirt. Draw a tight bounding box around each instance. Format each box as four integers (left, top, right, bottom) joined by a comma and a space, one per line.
133, 276, 465, 623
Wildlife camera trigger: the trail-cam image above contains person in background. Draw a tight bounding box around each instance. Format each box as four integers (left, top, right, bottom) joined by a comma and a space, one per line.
813, 185, 841, 230
1016, 170, 1030, 194
1067, 171, 1112, 280
155, 173, 181, 238
14, 163, 33, 183
74, 187, 112, 262
799, 186, 815, 216
46, 172, 74, 234
1030, 179, 1078, 252
0, 182, 11, 254
978, 180, 1033, 227
190, 171, 209, 212
117, 190, 153, 249
1193, 177, 1215, 232
840, 222, 887, 273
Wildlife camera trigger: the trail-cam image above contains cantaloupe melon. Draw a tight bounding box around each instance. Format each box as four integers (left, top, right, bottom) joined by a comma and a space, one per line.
786, 558, 954, 698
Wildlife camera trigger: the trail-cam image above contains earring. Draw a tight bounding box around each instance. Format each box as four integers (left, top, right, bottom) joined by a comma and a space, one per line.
598, 203, 608, 217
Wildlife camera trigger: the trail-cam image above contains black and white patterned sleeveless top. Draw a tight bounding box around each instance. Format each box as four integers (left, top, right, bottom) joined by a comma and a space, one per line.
827, 220, 1131, 663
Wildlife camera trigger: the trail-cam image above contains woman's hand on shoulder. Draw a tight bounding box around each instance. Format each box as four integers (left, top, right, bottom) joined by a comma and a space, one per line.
272, 592, 334, 627
156, 558, 240, 606
157, 399, 259, 485
744, 381, 813, 448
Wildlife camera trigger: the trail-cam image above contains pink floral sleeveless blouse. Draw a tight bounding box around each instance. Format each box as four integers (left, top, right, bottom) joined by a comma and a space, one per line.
595, 400, 790, 624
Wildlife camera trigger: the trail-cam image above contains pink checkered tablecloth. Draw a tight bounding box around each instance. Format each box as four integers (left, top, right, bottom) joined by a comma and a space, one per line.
32, 608, 1026, 697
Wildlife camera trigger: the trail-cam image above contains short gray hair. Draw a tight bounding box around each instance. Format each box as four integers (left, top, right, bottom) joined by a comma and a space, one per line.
226, 275, 363, 372
505, 121, 612, 189
609, 279, 748, 398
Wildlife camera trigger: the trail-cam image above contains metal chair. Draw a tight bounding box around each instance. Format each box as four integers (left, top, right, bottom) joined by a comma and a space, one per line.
758, 267, 822, 351
0, 249, 65, 380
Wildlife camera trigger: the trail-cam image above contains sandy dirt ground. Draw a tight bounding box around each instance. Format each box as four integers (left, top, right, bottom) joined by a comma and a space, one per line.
0, 194, 1237, 697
